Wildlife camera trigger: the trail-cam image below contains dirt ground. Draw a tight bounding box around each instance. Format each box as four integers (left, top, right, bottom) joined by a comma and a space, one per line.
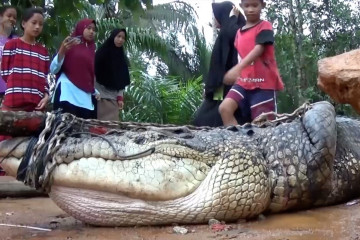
0, 175, 360, 240
1, 197, 360, 240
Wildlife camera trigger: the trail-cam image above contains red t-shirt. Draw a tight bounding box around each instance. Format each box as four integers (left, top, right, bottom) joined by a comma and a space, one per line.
234, 20, 284, 90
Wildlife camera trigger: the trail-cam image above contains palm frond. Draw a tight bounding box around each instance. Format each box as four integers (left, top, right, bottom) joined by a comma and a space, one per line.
145, 1, 198, 32
126, 27, 169, 56
123, 70, 202, 124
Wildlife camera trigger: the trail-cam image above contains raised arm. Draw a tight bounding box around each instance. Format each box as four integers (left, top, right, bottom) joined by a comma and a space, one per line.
223, 44, 264, 85
50, 36, 79, 74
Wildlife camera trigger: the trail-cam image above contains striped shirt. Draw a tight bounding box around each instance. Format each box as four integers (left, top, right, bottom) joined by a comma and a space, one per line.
1, 38, 49, 109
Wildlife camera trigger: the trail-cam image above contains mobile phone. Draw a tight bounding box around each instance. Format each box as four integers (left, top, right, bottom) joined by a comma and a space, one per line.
66, 36, 82, 43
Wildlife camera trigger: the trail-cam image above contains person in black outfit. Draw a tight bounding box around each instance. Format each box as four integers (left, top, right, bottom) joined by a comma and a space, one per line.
193, 1, 247, 127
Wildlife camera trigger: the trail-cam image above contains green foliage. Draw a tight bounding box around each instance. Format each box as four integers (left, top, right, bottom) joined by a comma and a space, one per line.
122, 70, 203, 124
2, 0, 359, 123
267, 0, 360, 116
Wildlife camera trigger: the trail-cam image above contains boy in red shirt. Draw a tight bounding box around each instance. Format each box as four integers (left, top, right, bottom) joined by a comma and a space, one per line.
219, 0, 284, 126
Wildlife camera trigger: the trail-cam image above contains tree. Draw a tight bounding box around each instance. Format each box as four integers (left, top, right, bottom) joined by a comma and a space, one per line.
266, 0, 360, 115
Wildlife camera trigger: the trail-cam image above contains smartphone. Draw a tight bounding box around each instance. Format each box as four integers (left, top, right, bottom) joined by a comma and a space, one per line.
66, 35, 82, 44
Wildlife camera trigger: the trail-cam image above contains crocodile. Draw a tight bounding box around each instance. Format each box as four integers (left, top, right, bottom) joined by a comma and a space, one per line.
0, 101, 360, 227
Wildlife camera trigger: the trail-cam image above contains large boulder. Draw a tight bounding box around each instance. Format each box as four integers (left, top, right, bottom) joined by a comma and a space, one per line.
317, 49, 360, 114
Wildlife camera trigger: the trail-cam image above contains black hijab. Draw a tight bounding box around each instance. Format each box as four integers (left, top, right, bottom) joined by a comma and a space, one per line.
204, 1, 246, 97
95, 28, 130, 91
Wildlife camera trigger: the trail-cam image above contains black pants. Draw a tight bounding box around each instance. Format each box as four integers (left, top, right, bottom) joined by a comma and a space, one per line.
53, 83, 97, 119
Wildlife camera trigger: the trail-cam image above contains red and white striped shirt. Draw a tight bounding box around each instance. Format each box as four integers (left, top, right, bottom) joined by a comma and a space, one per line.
1, 38, 49, 109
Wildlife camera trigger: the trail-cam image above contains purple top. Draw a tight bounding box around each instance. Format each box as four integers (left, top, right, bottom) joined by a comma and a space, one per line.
0, 35, 16, 93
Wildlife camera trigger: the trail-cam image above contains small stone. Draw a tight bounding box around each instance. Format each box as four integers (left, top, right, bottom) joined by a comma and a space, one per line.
345, 199, 360, 206
49, 220, 60, 229
257, 214, 266, 221
208, 218, 220, 226
173, 226, 188, 235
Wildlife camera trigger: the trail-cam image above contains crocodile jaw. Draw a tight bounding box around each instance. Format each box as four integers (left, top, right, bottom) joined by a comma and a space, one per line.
0, 157, 20, 177
0, 137, 29, 177
51, 156, 210, 201
0, 138, 211, 201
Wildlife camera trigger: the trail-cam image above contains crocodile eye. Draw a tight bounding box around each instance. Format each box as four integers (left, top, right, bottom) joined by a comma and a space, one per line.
246, 129, 254, 136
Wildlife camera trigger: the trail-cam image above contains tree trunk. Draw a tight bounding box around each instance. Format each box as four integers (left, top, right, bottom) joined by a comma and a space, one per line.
294, 0, 307, 91
288, 0, 305, 104
0, 111, 46, 136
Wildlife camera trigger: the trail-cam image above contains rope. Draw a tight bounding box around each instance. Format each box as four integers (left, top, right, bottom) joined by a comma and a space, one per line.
252, 102, 311, 127
69, 132, 155, 160
16, 137, 38, 182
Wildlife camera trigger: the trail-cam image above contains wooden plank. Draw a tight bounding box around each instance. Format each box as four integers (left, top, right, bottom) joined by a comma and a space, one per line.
0, 111, 46, 136
0, 176, 47, 198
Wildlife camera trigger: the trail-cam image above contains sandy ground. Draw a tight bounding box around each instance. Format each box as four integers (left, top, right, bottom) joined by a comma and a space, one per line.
1, 177, 360, 240
1, 198, 360, 239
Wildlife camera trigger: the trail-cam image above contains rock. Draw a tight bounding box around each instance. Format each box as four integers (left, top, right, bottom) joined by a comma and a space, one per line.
173, 226, 188, 235
317, 49, 360, 114
345, 199, 360, 206
208, 218, 220, 226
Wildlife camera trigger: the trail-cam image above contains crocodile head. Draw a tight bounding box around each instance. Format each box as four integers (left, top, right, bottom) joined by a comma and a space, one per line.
0, 126, 270, 226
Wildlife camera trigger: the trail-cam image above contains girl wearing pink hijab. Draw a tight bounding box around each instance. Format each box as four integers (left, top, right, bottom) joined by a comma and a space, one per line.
50, 18, 99, 119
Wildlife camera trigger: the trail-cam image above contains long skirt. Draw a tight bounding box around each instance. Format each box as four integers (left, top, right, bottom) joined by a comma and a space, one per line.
97, 99, 120, 121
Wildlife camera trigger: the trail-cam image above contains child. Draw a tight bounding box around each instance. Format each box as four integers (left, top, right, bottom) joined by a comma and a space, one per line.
1, 7, 49, 112
0, 5, 17, 106
51, 18, 98, 119
219, 0, 284, 126
95, 28, 130, 121
0, 7, 48, 175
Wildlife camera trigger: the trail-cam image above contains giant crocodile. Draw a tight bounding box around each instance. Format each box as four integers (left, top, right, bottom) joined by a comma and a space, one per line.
0, 101, 359, 226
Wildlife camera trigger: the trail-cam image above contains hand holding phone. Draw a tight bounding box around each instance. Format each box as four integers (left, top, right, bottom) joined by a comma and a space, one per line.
59, 36, 82, 58
65, 36, 81, 44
